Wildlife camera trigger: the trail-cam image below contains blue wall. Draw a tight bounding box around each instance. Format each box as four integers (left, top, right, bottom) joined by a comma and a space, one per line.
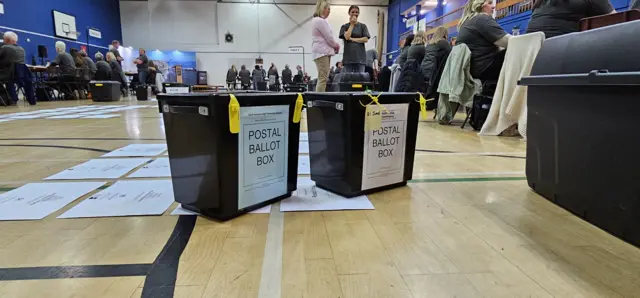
0, 0, 122, 64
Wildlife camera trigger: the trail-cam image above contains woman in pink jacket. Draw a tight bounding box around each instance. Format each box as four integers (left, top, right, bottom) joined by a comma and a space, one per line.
311, 0, 340, 92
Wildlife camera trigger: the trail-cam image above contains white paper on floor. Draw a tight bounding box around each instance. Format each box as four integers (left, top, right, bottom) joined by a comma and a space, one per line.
0, 182, 105, 220
9, 115, 44, 119
128, 158, 171, 178
171, 204, 271, 215
102, 144, 168, 157
298, 155, 310, 175
45, 158, 150, 180
299, 141, 309, 154
300, 132, 308, 141
58, 180, 175, 218
280, 178, 374, 212
47, 115, 84, 119
82, 114, 121, 119
0, 119, 14, 123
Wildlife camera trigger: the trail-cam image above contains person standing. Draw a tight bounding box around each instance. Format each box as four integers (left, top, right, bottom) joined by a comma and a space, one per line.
339, 5, 370, 73
311, 0, 340, 92
110, 40, 124, 66
282, 64, 293, 85
226, 65, 238, 90
134, 48, 149, 85
238, 65, 251, 90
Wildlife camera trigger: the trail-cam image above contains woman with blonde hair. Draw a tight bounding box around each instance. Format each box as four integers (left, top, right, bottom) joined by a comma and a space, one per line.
395, 31, 428, 92
421, 26, 452, 102
311, 0, 340, 92
456, 0, 509, 80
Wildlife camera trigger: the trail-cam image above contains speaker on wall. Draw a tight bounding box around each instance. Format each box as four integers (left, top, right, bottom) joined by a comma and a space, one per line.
37, 45, 48, 58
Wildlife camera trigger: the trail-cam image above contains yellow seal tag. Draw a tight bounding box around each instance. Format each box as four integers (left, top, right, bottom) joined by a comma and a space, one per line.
418, 93, 428, 120
293, 93, 304, 123
228, 94, 240, 134
364, 105, 382, 131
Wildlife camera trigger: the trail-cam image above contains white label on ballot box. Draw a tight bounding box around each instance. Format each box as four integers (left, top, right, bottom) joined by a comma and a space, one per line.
238, 105, 290, 209
361, 103, 409, 190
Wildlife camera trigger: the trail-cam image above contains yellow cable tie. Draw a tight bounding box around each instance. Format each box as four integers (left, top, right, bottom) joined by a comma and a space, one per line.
228, 94, 240, 134
292, 93, 304, 123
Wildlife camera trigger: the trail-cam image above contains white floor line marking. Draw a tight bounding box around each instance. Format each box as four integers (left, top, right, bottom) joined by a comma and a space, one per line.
258, 201, 284, 298
412, 171, 525, 178
415, 151, 526, 156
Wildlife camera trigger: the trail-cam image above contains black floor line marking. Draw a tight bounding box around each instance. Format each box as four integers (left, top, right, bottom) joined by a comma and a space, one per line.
142, 215, 197, 298
415, 149, 526, 160
0, 137, 166, 141
0, 144, 110, 153
0, 264, 152, 281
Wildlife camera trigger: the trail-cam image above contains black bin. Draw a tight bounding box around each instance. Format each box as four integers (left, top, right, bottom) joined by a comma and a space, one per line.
304, 92, 420, 197
158, 92, 304, 220
519, 20, 640, 247
339, 72, 373, 91
90, 81, 121, 102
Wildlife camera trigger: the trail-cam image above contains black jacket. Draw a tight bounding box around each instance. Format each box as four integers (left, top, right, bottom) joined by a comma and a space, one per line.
395, 44, 427, 93
226, 69, 237, 83
238, 69, 251, 85
0, 44, 25, 81
421, 40, 452, 96
282, 68, 292, 84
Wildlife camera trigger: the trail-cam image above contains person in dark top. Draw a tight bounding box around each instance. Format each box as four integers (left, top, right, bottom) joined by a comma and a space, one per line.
421, 26, 452, 99
268, 63, 279, 88
526, 0, 615, 38
395, 31, 427, 93
282, 64, 293, 85
395, 34, 414, 67
134, 48, 149, 86
106, 51, 127, 93
94, 52, 112, 81
335, 61, 343, 74
0, 31, 25, 81
80, 51, 97, 79
0, 31, 30, 104
252, 65, 265, 90
238, 65, 251, 90
70, 48, 90, 82
339, 5, 371, 73
457, 0, 510, 80
226, 65, 238, 90
633, 0, 640, 9
49, 41, 77, 77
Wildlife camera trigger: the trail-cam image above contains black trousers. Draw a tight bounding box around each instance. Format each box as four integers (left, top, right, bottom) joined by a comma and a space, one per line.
479, 50, 506, 82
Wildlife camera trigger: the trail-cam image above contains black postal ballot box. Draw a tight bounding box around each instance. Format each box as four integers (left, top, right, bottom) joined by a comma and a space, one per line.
519, 20, 640, 247
304, 92, 420, 197
158, 92, 304, 221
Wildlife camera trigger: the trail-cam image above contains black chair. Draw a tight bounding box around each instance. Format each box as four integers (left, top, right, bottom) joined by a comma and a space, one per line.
0, 63, 15, 106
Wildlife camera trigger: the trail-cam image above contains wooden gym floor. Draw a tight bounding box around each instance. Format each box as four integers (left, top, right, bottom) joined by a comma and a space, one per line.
0, 98, 639, 298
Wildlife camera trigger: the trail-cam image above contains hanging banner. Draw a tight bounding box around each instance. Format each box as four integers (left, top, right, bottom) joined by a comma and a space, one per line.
237, 105, 289, 209
361, 103, 409, 190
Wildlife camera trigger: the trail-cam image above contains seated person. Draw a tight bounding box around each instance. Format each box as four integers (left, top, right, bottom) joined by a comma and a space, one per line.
106, 52, 127, 93
0, 31, 27, 104
456, 0, 510, 81
47, 41, 77, 99
395, 31, 427, 93
80, 50, 97, 79
94, 52, 112, 80
527, 0, 615, 38
421, 26, 452, 100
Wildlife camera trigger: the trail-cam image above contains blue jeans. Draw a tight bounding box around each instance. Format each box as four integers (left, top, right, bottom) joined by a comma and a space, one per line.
343, 63, 365, 73
138, 70, 148, 86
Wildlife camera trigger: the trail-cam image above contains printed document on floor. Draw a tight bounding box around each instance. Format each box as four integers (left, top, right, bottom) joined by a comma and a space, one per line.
0, 182, 105, 220
45, 158, 150, 180
102, 144, 168, 157
128, 158, 171, 178
298, 155, 310, 174
280, 178, 374, 212
58, 180, 175, 218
